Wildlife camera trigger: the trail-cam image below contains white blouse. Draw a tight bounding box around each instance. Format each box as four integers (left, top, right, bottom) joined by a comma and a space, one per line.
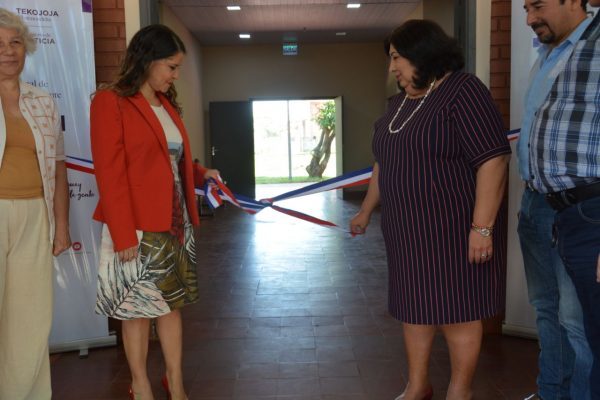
150, 104, 182, 147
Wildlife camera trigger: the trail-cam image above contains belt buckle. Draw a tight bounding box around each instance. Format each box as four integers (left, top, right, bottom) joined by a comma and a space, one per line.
545, 193, 567, 211
561, 189, 578, 205
526, 181, 537, 192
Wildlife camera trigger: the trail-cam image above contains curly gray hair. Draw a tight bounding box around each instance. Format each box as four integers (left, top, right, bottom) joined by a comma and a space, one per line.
0, 8, 36, 54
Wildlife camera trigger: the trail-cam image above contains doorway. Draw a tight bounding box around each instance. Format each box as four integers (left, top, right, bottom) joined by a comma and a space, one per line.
252, 98, 342, 198
209, 97, 343, 201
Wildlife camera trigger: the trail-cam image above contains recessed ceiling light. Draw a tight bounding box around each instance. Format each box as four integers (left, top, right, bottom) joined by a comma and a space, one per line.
239, 33, 251, 39
227, 5, 241, 11
347, 3, 361, 8
336, 32, 347, 36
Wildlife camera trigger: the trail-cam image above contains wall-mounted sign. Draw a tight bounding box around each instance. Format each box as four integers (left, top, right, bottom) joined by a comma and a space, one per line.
283, 42, 298, 56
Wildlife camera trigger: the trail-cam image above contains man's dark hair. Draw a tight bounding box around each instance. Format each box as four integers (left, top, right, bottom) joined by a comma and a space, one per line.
559, 0, 589, 11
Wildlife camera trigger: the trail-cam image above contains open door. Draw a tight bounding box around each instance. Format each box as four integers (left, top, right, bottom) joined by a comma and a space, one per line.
334, 96, 344, 198
209, 101, 255, 198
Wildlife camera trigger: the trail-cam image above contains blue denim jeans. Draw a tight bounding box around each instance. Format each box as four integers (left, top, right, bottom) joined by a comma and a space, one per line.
555, 196, 600, 399
518, 188, 591, 400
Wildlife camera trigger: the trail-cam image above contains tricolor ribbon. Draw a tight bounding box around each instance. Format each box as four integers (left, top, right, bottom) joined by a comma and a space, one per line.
506, 128, 520, 141
67, 128, 521, 233
196, 169, 372, 233
65, 155, 95, 174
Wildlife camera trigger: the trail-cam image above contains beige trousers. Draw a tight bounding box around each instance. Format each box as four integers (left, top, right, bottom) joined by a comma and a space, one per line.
0, 198, 53, 400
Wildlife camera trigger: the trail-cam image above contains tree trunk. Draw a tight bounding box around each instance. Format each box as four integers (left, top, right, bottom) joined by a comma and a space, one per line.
306, 127, 335, 178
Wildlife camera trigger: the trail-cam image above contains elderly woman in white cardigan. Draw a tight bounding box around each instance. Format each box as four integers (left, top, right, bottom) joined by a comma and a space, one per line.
0, 8, 71, 400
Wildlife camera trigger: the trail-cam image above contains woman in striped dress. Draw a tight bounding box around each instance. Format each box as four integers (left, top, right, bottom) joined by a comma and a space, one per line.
350, 20, 511, 400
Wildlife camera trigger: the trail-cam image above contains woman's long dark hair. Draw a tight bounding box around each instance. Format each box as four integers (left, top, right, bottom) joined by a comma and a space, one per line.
105, 24, 186, 114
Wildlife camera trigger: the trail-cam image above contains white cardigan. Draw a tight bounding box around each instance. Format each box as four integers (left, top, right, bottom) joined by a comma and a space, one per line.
0, 81, 65, 241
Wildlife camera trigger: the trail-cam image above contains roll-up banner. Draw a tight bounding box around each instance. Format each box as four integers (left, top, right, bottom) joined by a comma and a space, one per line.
4, 0, 114, 352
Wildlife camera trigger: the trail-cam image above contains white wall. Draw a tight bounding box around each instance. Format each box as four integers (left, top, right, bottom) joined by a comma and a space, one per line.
475, 1, 491, 86
423, 0, 454, 35
407, 1, 424, 20
160, 4, 206, 163
124, 0, 140, 44
504, 1, 538, 338
201, 43, 388, 173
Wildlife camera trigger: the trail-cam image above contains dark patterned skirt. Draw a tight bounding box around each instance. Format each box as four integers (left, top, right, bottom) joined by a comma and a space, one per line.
95, 156, 198, 320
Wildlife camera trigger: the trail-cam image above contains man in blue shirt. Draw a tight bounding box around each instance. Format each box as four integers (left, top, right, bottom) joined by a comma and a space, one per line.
529, 0, 600, 396
519, 1, 592, 399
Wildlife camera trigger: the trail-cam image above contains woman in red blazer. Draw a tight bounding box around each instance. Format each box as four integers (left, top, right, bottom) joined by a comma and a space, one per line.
90, 25, 198, 400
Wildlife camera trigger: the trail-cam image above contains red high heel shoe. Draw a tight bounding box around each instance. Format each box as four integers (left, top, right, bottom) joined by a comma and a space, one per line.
394, 387, 434, 400
161, 375, 171, 400
128, 386, 135, 400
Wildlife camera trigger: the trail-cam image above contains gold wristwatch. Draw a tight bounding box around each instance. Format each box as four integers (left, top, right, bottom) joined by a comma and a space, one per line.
471, 223, 493, 237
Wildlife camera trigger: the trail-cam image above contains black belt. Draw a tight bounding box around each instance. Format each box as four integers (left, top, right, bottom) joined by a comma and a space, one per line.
545, 181, 600, 211
525, 181, 538, 192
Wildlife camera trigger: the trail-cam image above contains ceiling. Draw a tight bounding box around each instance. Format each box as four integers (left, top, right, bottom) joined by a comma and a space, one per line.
161, 0, 422, 46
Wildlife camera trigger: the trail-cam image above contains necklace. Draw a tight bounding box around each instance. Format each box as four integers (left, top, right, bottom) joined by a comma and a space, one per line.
388, 78, 436, 134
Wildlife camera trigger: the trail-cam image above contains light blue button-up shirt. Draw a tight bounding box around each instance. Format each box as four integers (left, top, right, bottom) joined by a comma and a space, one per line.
517, 17, 592, 182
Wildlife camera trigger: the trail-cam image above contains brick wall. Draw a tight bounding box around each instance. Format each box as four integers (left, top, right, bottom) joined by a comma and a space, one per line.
92, 0, 126, 85
91, 0, 126, 338
490, 0, 511, 129
483, 0, 512, 335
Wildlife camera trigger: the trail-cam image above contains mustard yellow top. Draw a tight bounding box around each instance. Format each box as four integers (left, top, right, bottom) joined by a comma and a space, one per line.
0, 112, 44, 198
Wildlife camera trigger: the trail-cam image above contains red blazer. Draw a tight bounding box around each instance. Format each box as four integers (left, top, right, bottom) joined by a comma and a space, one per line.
90, 90, 199, 252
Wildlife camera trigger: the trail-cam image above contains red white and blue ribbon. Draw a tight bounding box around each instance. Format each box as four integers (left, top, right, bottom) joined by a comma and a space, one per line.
65, 155, 95, 174
66, 128, 521, 233
195, 168, 373, 232
507, 128, 520, 141
265, 167, 372, 203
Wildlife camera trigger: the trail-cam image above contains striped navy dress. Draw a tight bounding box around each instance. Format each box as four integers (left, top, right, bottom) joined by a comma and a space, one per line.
373, 72, 511, 325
